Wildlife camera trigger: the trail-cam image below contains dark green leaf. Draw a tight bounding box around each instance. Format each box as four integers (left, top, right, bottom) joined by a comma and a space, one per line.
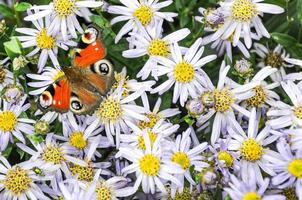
14, 2, 32, 12
0, 3, 14, 18
271, 32, 297, 47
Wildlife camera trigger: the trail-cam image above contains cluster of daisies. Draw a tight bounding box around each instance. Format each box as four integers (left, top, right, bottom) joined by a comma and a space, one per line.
1, 0, 302, 199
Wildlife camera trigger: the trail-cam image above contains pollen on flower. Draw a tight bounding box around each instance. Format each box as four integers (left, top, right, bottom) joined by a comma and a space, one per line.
242, 192, 261, 200
97, 96, 122, 123
174, 61, 195, 83
134, 5, 154, 26
34, 119, 49, 135
282, 188, 298, 200
213, 88, 234, 112
148, 39, 170, 57
246, 86, 266, 107
70, 163, 93, 182
139, 154, 161, 176
0, 111, 17, 132
264, 52, 283, 68
294, 106, 302, 119
96, 182, 112, 200
231, 0, 256, 22
171, 151, 190, 170
112, 73, 129, 97
36, 28, 56, 49
54, 0, 76, 18
167, 187, 192, 200
53, 70, 65, 81
138, 131, 157, 150
4, 167, 32, 195
217, 151, 234, 167
240, 138, 263, 162
138, 113, 161, 129
0, 68, 7, 83
69, 131, 87, 150
287, 159, 302, 178
42, 145, 64, 164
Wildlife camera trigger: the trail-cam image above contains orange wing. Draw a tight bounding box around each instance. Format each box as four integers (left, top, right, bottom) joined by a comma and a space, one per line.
74, 40, 106, 68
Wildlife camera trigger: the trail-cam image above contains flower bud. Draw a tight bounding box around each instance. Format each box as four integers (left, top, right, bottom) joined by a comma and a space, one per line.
2, 84, 24, 103
34, 120, 50, 135
234, 58, 253, 78
13, 56, 28, 71
186, 99, 204, 117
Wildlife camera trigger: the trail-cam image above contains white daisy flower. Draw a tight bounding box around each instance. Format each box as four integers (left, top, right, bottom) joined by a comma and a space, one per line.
24, 0, 103, 41
120, 119, 179, 150
57, 178, 86, 200
0, 156, 51, 200
0, 96, 35, 151
122, 21, 190, 80
27, 67, 65, 95
90, 86, 148, 147
253, 43, 302, 81
271, 139, 302, 199
164, 128, 209, 196
16, 11, 76, 72
196, 7, 251, 62
225, 175, 285, 200
117, 131, 184, 195
227, 108, 281, 184
267, 81, 302, 129
196, 61, 259, 144
139, 96, 180, 129
151, 38, 217, 106
16, 133, 87, 192
242, 66, 280, 109
83, 170, 133, 199
108, 0, 177, 43
112, 67, 155, 97
283, 128, 302, 151
54, 113, 111, 159
211, 0, 284, 48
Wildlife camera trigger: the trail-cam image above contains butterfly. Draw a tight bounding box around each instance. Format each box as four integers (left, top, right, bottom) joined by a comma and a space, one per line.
37, 25, 115, 115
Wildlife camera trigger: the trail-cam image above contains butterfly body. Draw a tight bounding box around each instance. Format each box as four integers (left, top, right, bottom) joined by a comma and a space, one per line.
38, 26, 114, 115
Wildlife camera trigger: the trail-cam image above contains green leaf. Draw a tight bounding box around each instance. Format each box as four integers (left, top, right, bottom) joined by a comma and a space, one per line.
14, 2, 32, 12
271, 32, 297, 47
4, 37, 22, 59
2, 145, 13, 158
298, 0, 302, 25
16, 148, 25, 159
184, 115, 195, 125
0, 3, 14, 18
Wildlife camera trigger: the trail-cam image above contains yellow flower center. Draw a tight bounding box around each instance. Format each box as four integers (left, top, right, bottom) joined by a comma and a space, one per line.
171, 151, 190, 170
42, 145, 64, 164
282, 188, 298, 200
97, 97, 122, 123
240, 138, 263, 162
139, 154, 161, 176
0, 111, 17, 132
137, 131, 157, 150
54, 0, 76, 18
34, 120, 49, 135
213, 88, 234, 112
264, 52, 283, 68
4, 167, 32, 195
96, 183, 112, 200
138, 113, 161, 129
167, 187, 191, 200
217, 151, 234, 167
134, 5, 153, 26
243, 192, 261, 200
288, 159, 302, 178
148, 39, 170, 57
174, 61, 195, 83
36, 28, 56, 49
0, 68, 7, 83
53, 70, 65, 81
294, 106, 302, 119
70, 164, 93, 182
231, 0, 256, 22
246, 86, 266, 107
69, 131, 87, 150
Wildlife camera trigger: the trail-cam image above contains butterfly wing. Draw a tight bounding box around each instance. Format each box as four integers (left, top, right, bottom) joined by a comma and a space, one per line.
74, 26, 106, 68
